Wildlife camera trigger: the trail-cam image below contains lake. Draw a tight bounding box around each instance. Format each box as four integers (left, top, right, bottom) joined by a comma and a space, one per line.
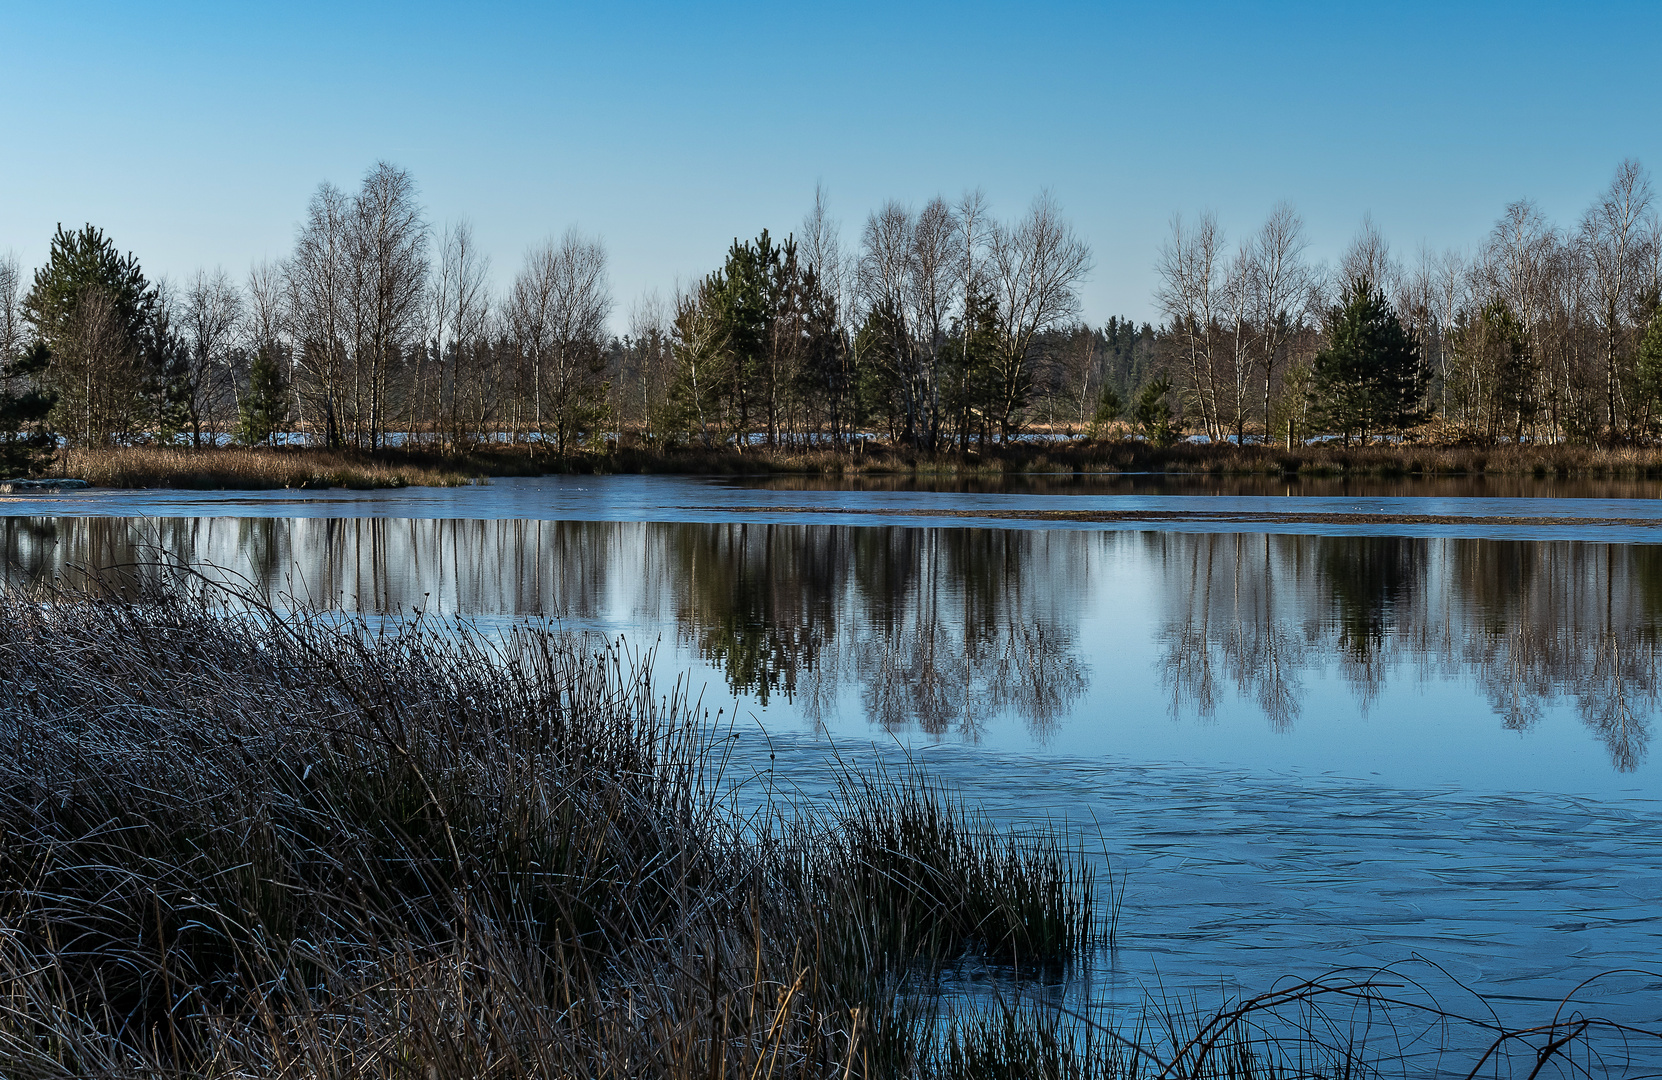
4, 474, 1659, 1053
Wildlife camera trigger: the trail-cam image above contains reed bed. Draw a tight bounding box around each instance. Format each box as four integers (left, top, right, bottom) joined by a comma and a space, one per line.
53, 446, 483, 489
1, 580, 1650, 1078
0, 580, 1106, 1079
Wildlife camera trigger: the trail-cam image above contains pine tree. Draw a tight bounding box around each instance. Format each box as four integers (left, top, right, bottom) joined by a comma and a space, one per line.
238, 346, 289, 446
1308, 278, 1432, 445
1636, 307, 1662, 436
1092, 384, 1124, 429
22, 224, 158, 444
1130, 376, 1177, 446
0, 342, 58, 476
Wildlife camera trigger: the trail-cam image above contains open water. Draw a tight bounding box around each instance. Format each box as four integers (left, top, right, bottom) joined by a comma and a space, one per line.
4, 473, 1659, 1069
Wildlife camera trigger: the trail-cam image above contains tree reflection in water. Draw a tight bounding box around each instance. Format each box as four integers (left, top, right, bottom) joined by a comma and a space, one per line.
647, 524, 1088, 738
0, 516, 1655, 766
1149, 533, 1658, 770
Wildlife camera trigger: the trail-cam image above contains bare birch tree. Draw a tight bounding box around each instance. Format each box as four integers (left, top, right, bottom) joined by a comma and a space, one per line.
859, 201, 919, 440
1340, 215, 1401, 296
351, 162, 428, 447
1580, 159, 1654, 437
623, 291, 673, 441
429, 219, 490, 445
986, 192, 1091, 439
0, 253, 20, 373
57, 288, 141, 445
911, 197, 960, 448
508, 231, 611, 454
1248, 204, 1317, 442
286, 182, 352, 446
801, 186, 855, 445
1155, 211, 1224, 439
180, 267, 244, 446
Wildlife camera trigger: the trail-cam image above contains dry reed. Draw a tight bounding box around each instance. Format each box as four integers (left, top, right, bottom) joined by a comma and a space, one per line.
53, 446, 482, 489
0, 579, 1101, 1079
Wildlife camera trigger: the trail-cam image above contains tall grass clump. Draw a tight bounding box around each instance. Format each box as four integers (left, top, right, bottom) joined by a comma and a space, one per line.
811, 769, 1095, 970
0, 578, 1105, 1079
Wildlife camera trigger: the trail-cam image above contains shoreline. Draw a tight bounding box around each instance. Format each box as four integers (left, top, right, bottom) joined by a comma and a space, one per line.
34, 439, 1662, 491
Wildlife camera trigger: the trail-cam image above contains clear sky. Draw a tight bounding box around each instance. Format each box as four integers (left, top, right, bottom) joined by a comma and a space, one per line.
3, 1, 1659, 327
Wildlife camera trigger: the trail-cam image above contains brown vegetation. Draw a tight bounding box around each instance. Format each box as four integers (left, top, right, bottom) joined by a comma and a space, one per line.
45, 434, 1662, 491
52, 445, 487, 489
0, 582, 1108, 1078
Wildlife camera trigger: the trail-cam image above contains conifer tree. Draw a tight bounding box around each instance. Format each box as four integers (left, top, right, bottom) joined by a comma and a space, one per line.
0, 342, 57, 475
238, 346, 290, 445
22, 225, 158, 444
1130, 376, 1177, 446
1636, 307, 1662, 435
1308, 277, 1432, 444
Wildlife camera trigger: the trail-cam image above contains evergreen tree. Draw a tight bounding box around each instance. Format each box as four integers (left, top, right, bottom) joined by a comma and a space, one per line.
22, 224, 158, 444
1090, 382, 1130, 438
0, 342, 58, 476
1130, 376, 1177, 446
793, 265, 851, 446
238, 346, 290, 445
940, 289, 1002, 449
141, 293, 193, 442
1307, 278, 1432, 445
1636, 307, 1662, 436
853, 304, 904, 441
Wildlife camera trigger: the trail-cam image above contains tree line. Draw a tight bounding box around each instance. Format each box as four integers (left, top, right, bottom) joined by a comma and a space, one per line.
4, 159, 1661, 473
1152, 160, 1662, 447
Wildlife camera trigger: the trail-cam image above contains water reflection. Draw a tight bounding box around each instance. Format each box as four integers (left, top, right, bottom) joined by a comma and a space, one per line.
0, 516, 1655, 770
1150, 533, 1659, 770
643, 525, 1089, 737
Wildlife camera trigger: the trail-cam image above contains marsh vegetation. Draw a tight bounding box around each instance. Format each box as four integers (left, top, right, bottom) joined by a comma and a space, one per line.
0, 581, 1658, 1076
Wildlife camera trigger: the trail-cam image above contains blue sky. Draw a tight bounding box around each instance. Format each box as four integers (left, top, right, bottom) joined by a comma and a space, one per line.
3, 1, 1658, 326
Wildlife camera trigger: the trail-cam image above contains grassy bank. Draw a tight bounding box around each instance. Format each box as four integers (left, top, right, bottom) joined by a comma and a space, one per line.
39, 438, 1662, 490
0, 584, 1100, 1079
597, 439, 1662, 479
0, 583, 1650, 1077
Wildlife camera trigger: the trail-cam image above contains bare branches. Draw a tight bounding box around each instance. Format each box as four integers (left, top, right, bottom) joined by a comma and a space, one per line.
1581, 158, 1656, 437
987, 191, 1092, 437
506, 229, 611, 453
1340, 213, 1401, 297
1156, 211, 1224, 439
0, 252, 20, 375
427, 219, 492, 445
179, 267, 245, 446
352, 161, 429, 447
281, 164, 428, 449
285, 180, 353, 446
